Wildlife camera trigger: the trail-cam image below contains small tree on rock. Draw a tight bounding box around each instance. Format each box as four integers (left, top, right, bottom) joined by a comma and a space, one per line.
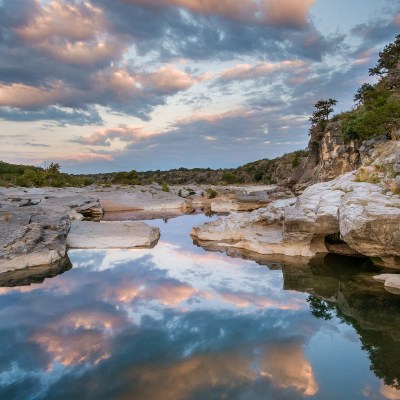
309, 98, 337, 130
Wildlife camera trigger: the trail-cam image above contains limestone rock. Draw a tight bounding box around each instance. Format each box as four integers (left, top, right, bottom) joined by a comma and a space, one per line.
339, 182, 400, 266
192, 171, 400, 266
96, 190, 188, 212
67, 221, 160, 249
373, 274, 400, 295
0, 191, 104, 272
0, 207, 69, 273
293, 121, 360, 187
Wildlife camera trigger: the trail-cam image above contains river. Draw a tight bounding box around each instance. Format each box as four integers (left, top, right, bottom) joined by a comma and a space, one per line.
0, 213, 399, 399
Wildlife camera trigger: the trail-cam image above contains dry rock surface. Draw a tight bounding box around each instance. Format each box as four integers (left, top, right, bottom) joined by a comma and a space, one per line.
192, 168, 400, 268
67, 221, 160, 249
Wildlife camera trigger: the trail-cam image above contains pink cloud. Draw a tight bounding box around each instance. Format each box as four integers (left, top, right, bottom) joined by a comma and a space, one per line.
74, 125, 156, 146
220, 60, 307, 81
16, 1, 123, 66
354, 48, 374, 66
142, 65, 199, 94
393, 15, 400, 26
179, 108, 253, 125
0, 82, 79, 109
121, 0, 315, 28
0, 65, 198, 110
56, 153, 115, 162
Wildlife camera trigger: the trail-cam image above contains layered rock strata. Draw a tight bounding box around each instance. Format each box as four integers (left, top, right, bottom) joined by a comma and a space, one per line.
191, 172, 400, 268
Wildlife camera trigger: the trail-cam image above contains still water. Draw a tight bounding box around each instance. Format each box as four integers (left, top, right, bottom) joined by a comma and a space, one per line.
0, 213, 400, 400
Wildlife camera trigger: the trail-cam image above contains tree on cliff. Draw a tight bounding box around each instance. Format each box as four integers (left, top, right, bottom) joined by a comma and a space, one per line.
369, 34, 400, 77
309, 98, 337, 130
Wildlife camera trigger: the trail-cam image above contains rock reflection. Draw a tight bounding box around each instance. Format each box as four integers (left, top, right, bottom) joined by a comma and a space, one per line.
0, 257, 72, 287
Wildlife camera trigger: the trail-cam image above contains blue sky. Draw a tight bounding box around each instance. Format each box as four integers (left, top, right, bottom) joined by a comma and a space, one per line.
0, 0, 399, 173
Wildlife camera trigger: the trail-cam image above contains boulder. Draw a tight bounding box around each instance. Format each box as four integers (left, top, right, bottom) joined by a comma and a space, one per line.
67, 221, 160, 249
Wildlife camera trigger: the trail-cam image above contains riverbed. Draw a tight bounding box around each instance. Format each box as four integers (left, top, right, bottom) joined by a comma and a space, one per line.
0, 213, 399, 399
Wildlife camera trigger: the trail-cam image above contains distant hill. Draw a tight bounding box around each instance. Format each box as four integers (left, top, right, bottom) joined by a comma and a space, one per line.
0, 149, 308, 187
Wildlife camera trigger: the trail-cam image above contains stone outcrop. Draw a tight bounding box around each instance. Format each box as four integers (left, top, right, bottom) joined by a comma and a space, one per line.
97, 188, 188, 212
0, 189, 160, 273
0, 206, 70, 273
192, 170, 400, 268
67, 221, 160, 249
292, 121, 360, 189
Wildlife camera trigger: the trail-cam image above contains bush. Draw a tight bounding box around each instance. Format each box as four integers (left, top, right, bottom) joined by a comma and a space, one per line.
162, 182, 170, 192
291, 153, 300, 168
205, 187, 217, 199
221, 171, 237, 184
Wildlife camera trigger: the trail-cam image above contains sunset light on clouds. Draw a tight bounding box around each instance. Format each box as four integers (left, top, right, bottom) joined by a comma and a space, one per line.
0, 0, 399, 172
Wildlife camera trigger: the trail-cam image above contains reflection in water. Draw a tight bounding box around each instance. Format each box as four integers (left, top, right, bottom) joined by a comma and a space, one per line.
0, 214, 399, 399
0, 257, 72, 287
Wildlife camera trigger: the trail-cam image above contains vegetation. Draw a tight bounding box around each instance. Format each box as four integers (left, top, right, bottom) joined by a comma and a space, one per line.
340, 34, 400, 142
161, 182, 170, 192
0, 161, 93, 187
205, 187, 218, 199
309, 98, 337, 131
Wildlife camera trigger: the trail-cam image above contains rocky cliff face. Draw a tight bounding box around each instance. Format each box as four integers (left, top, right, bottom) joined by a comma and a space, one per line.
191, 140, 400, 270
292, 121, 360, 189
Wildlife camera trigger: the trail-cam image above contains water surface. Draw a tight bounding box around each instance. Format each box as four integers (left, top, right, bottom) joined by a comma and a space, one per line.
0, 214, 400, 400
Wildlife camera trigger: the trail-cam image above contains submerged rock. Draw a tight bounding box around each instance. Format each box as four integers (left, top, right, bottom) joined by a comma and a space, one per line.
67, 221, 160, 249
374, 274, 400, 295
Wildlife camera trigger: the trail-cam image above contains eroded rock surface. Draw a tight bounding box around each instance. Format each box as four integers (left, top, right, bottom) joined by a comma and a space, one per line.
67, 221, 160, 249
192, 171, 400, 267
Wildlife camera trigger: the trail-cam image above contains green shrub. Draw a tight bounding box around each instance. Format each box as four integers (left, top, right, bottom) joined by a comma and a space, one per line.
205, 187, 217, 199
162, 182, 170, 192
221, 171, 237, 184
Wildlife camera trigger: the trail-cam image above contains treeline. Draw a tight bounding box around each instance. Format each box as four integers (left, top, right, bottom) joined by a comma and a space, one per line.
0, 162, 94, 187
0, 149, 308, 188
78, 149, 308, 186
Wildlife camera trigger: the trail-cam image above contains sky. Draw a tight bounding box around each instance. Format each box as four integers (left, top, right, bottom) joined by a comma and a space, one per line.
0, 0, 399, 173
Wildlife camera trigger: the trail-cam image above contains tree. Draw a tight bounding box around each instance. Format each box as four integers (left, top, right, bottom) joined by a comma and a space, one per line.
354, 83, 375, 105
369, 34, 400, 77
309, 98, 337, 129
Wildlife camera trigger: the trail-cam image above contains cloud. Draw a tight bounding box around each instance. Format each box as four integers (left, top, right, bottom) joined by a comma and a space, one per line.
15, 0, 123, 67
0, 106, 103, 125
119, 0, 316, 29
0, 65, 199, 120
72, 125, 153, 147
219, 60, 308, 82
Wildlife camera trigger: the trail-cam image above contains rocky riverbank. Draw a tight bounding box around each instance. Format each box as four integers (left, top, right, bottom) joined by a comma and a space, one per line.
0, 183, 287, 274
1, 138, 400, 293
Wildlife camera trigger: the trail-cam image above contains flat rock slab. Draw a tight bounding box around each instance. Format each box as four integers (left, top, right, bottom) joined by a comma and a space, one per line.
67, 221, 160, 249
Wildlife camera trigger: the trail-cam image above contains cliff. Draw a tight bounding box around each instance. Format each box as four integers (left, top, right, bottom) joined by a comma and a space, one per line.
291, 121, 361, 189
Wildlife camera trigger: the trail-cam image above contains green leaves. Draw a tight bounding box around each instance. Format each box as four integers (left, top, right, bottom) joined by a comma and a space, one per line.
369, 34, 400, 77
309, 98, 337, 129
